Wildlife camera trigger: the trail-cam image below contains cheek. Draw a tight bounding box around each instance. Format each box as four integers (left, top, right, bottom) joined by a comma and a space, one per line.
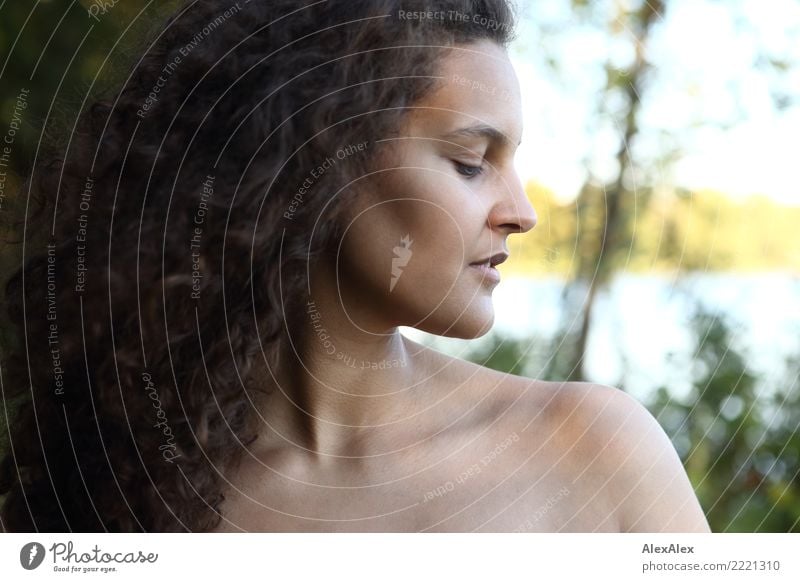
338, 198, 469, 297
334, 165, 490, 320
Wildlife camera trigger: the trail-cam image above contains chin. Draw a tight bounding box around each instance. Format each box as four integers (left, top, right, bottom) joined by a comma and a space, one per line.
389, 271, 497, 337
413, 301, 495, 339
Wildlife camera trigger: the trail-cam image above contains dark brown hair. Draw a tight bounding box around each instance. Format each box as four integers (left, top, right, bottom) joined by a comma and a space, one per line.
0, 0, 515, 532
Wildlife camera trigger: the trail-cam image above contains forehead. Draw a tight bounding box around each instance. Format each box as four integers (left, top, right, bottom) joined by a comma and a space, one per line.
406, 41, 522, 143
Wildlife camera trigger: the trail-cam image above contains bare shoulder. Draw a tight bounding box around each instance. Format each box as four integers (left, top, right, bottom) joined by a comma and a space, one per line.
473, 375, 710, 532
534, 380, 711, 532
406, 340, 710, 532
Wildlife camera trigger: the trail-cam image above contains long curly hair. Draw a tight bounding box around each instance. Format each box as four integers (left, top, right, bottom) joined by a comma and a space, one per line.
0, 0, 516, 532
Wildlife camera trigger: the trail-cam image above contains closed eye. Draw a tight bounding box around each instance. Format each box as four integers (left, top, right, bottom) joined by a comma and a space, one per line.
453, 160, 484, 179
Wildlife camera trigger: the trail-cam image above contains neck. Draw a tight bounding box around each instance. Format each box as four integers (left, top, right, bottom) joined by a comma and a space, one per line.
251, 261, 427, 462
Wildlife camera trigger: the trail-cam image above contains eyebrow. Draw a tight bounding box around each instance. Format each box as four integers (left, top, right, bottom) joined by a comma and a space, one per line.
439, 123, 521, 148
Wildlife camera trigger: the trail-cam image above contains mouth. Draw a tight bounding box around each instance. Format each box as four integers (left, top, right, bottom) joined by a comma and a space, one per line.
468, 252, 508, 285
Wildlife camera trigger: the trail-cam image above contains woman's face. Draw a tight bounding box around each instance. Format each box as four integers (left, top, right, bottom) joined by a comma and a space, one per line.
333, 40, 536, 339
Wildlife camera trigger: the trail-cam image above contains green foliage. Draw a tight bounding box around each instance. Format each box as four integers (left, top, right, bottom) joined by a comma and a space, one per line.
505, 184, 800, 277
461, 332, 528, 377
460, 331, 563, 380
0, 0, 180, 177
645, 306, 798, 532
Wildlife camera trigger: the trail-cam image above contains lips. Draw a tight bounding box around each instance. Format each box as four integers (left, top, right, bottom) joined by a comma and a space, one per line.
468, 251, 508, 286
469, 252, 509, 268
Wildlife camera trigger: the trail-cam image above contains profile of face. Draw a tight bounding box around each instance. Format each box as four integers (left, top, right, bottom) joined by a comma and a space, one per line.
331, 39, 537, 339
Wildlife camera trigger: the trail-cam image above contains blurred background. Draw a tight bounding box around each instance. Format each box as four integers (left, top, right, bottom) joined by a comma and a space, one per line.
1, 0, 798, 532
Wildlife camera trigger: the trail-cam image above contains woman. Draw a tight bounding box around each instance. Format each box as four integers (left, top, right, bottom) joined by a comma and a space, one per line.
0, 0, 710, 532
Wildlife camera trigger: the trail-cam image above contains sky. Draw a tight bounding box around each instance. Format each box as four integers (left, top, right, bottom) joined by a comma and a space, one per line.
509, 0, 800, 206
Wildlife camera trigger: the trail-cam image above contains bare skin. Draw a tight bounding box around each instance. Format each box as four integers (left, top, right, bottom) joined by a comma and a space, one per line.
212, 40, 710, 533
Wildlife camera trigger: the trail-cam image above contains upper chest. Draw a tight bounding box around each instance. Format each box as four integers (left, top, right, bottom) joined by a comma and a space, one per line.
213, 401, 621, 532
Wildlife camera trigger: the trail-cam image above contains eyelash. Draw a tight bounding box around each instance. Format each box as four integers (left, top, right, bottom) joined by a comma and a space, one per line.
453, 160, 484, 179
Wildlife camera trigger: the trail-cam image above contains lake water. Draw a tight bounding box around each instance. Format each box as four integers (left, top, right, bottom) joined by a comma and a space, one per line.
402, 273, 800, 401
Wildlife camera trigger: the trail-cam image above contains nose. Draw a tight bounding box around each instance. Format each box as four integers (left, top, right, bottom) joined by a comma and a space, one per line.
487, 167, 537, 234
